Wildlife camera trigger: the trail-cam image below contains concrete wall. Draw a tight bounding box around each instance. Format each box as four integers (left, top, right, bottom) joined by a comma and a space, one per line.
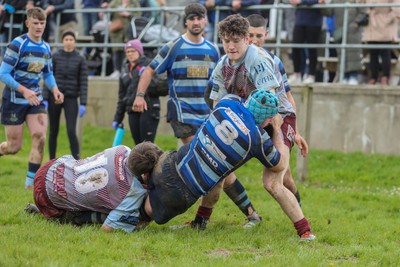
1, 79, 399, 155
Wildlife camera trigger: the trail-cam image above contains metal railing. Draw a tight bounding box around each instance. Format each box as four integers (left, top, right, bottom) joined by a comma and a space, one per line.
1, 3, 400, 79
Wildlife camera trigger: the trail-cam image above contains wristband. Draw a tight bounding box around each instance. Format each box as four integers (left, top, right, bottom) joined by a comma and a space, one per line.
136, 92, 145, 97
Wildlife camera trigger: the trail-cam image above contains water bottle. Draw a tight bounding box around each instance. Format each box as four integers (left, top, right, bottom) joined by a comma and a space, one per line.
112, 123, 125, 147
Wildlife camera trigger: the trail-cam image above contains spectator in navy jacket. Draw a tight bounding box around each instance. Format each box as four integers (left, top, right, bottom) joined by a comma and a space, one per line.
288, 0, 325, 84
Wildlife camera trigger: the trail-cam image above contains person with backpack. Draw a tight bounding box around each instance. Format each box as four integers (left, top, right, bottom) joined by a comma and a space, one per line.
112, 39, 161, 145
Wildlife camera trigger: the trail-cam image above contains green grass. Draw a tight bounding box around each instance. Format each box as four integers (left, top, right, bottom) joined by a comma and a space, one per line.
1, 124, 399, 266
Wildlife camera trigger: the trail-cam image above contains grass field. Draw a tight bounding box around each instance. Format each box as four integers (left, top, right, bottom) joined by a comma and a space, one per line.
0, 124, 399, 266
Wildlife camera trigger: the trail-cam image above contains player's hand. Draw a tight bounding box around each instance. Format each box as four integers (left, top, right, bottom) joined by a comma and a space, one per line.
52, 88, 64, 104
295, 133, 309, 157
132, 96, 147, 112
22, 88, 41, 106
271, 113, 283, 129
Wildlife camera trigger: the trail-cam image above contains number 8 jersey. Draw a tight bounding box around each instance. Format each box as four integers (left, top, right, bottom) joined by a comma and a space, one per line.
177, 94, 281, 198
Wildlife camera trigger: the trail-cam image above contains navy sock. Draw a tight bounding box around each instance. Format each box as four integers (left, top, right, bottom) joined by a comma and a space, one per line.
224, 179, 255, 216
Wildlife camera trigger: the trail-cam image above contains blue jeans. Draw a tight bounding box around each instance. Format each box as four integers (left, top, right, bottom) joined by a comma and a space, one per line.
82, 11, 99, 35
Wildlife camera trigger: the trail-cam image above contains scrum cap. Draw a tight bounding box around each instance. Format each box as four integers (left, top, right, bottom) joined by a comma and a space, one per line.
244, 89, 280, 124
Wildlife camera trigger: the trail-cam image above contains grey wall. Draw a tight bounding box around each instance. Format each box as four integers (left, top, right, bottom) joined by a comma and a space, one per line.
1, 79, 399, 155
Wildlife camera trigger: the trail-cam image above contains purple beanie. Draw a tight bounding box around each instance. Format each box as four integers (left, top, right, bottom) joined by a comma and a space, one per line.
124, 39, 144, 56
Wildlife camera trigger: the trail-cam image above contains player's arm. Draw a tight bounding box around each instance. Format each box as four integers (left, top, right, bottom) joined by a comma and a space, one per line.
286, 91, 308, 157
0, 61, 43, 104
101, 179, 148, 233
132, 66, 156, 112
259, 114, 287, 172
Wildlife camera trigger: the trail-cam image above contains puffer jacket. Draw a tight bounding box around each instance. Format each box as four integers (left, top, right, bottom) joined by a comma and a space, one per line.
113, 56, 159, 123
357, 0, 400, 42
43, 49, 88, 105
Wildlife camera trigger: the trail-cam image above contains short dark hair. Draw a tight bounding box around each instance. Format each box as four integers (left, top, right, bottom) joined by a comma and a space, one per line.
247, 14, 267, 28
218, 14, 249, 39
184, 2, 207, 21
127, 142, 164, 177
26, 7, 46, 21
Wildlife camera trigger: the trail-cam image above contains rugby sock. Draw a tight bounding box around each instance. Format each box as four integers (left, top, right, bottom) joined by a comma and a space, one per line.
294, 217, 311, 237
224, 179, 256, 217
25, 162, 40, 189
294, 190, 302, 207
195, 206, 213, 220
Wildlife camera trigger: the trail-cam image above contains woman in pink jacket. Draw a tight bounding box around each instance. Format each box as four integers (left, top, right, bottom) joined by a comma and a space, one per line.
358, 0, 400, 85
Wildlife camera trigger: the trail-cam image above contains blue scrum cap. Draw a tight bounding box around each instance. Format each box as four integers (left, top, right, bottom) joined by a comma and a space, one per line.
244, 89, 280, 124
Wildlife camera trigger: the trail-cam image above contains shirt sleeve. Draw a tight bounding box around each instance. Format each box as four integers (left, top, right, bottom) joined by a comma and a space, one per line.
103, 178, 147, 232
209, 59, 227, 101
253, 127, 282, 168
0, 61, 20, 90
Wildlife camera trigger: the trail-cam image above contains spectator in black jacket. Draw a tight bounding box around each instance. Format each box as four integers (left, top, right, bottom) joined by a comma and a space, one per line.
43, 31, 88, 159
112, 39, 160, 145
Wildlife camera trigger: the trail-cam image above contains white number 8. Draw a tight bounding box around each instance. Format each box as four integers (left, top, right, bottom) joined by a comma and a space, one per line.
215, 120, 238, 145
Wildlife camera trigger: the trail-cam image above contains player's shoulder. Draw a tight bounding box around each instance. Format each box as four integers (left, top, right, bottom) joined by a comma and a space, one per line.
216, 94, 243, 108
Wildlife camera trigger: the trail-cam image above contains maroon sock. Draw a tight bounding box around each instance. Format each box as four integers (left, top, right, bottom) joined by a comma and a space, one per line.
294, 217, 311, 236
196, 206, 213, 220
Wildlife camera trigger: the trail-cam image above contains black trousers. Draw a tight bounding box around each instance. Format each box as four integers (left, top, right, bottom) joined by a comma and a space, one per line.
48, 96, 80, 159
127, 98, 160, 145
367, 42, 392, 80
292, 25, 322, 75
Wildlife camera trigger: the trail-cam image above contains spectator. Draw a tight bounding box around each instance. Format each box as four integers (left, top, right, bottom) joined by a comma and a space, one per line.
43, 31, 88, 160
333, 0, 363, 85
199, 0, 261, 41
81, 0, 102, 36
357, 0, 400, 85
44, 0, 78, 42
0, 7, 64, 189
288, 0, 325, 84
0, 0, 26, 51
103, 0, 141, 78
112, 39, 160, 145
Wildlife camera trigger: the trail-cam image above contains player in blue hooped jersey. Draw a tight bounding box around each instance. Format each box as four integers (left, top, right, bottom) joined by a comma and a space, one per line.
132, 3, 220, 145
128, 90, 314, 240
0, 7, 64, 189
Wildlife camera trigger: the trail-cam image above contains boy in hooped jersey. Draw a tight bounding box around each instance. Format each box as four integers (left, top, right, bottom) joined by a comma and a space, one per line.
204, 14, 315, 240
246, 13, 308, 208
0, 7, 64, 189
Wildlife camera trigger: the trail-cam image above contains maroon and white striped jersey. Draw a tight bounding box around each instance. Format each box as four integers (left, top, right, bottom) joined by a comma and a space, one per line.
44, 145, 142, 214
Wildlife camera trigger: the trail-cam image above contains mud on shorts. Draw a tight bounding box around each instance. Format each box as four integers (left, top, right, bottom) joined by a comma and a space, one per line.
169, 121, 200, 139
33, 158, 65, 218
1, 95, 47, 125
281, 113, 297, 151
147, 151, 198, 224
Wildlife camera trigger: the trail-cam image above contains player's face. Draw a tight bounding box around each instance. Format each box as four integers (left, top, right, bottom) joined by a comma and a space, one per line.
63, 35, 76, 52
221, 34, 250, 65
26, 17, 46, 42
186, 16, 207, 36
249, 26, 268, 48
125, 48, 140, 63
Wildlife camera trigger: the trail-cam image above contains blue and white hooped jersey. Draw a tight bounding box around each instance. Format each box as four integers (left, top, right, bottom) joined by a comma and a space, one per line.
149, 35, 220, 126
177, 95, 281, 198
1, 34, 54, 104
